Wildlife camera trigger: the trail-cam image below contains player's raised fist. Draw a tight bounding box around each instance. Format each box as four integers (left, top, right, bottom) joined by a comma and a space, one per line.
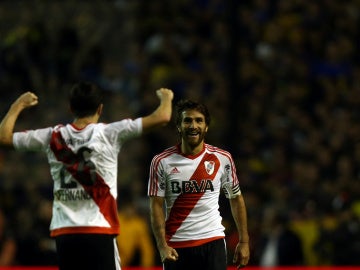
15, 92, 39, 108
156, 88, 174, 101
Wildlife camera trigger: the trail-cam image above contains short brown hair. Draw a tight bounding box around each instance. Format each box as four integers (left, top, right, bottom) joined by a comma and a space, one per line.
175, 99, 211, 127
69, 82, 103, 118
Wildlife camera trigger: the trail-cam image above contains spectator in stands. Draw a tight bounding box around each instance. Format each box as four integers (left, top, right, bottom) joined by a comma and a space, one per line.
0, 209, 16, 266
254, 207, 304, 266
116, 188, 155, 267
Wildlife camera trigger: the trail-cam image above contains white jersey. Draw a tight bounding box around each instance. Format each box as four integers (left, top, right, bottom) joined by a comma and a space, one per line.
13, 118, 142, 237
148, 143, 241, 248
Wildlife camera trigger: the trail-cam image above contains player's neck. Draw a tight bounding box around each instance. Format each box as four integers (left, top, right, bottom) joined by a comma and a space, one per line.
73, 115, 98, 129
72, 105, 102, 129
181, 142, 204, 156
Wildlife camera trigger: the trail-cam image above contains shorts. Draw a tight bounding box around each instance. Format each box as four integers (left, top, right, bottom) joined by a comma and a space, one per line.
164, 238, 227, 270
55, 234, 121, 270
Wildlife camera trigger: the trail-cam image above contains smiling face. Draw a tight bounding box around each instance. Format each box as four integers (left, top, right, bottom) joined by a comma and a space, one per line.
178, 109, 208, 155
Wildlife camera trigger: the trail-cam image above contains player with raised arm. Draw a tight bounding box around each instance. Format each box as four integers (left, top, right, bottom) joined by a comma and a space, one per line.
0, 82, 174, 270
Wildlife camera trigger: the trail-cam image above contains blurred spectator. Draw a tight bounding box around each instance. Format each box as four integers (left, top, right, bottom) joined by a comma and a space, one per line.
315, 204, 360, 265
116, 188, 155, 267
254, 207, 304, 266
0, 209, 16, 266
15, 200, 57, 266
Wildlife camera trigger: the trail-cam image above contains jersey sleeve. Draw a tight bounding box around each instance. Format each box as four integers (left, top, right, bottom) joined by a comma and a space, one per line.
148, 155, 166, 197
221, 154, 241, 199
13, 127, 53, 151
104, 118, 142, 144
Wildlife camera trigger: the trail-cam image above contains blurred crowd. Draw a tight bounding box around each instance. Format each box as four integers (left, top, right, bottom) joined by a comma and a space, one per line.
0, 0, 360, 267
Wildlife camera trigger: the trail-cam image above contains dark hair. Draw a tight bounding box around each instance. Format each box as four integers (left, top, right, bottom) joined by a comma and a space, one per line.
175, 99, 211, 126
69, 82, 103, 118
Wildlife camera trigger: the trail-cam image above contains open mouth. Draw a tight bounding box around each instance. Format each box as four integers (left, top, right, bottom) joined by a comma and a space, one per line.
186, 131, 199, 138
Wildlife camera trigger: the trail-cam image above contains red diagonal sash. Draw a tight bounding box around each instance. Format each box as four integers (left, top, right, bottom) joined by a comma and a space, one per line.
165, 153, 220, 240
50, 131, 118, 229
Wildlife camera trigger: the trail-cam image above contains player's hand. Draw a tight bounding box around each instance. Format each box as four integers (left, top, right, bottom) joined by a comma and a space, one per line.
233, 242, 250, 269
160, 245, 179, 263
14, 92, 39, 109
156, 88, 174, 102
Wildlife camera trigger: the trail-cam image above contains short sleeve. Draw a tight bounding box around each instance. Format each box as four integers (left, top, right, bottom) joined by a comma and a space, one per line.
148, 157, 166, 197
104, 118, 142, 144
13, 127, 53, 151
221, 159, 241, 199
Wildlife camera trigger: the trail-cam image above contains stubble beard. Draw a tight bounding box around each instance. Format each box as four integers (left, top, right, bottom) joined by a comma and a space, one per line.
183, 131, 206, 149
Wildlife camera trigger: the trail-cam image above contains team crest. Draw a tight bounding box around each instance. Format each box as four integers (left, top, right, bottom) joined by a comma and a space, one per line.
204, 161, 215, 175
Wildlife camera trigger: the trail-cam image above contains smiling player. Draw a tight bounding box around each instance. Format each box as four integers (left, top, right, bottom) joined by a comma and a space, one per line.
148, 99, 250, 270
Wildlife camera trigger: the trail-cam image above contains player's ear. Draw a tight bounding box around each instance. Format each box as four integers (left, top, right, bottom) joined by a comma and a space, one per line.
97, 104, 103, 116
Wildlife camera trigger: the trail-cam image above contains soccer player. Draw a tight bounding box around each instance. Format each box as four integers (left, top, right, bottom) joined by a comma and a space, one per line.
148, 99, 250, 270
0, 82, 174, 270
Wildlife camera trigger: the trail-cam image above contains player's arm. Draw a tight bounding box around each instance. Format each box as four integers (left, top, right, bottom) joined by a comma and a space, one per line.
0, 92, 38, 147
230, 194, 250, 269
149, 196, 178, 263
141, 88, 173, 132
